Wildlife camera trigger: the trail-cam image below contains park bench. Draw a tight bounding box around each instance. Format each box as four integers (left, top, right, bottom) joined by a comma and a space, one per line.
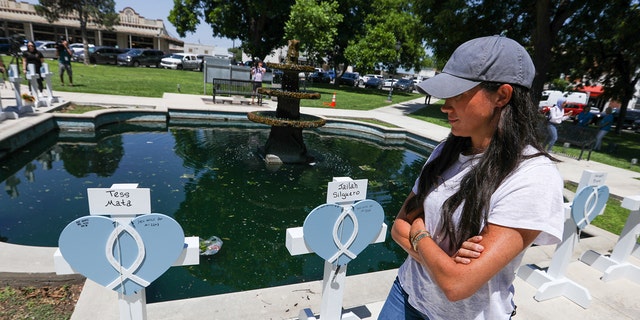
556, 122, 597, 160
211, 78, 256, 104
203, 56, 274, 105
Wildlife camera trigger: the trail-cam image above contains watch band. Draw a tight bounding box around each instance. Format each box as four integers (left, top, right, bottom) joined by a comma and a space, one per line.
411, 230, 431, 251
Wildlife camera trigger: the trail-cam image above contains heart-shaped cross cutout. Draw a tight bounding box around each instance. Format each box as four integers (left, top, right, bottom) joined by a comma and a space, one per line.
303, 199, 384, 266
59, 213, 185, 295
572, 185, 609, 230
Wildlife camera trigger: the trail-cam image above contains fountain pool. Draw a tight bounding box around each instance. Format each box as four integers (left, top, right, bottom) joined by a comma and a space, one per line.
0, 119, 432, 303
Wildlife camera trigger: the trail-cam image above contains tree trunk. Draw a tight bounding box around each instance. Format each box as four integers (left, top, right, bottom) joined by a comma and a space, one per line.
531, 0, 553, 104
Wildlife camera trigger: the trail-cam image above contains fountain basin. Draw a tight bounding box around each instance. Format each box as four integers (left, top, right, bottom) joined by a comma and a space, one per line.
247, 111, 326, 128
0, 112, 435, 303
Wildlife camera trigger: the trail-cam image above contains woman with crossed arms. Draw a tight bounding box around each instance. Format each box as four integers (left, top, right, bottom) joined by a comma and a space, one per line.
378, 36, 565, 320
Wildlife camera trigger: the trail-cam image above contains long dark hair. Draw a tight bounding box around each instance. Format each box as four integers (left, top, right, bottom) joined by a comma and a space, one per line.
406, 82, 557, 250
26, 41, 36, 51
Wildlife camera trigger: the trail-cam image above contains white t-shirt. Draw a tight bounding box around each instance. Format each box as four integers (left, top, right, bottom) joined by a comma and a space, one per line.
398, 143, 565, 319
252, 67, 265, 82
548, 105, 566, 124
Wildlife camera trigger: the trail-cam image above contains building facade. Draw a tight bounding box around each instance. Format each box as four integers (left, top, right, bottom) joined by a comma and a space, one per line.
0, 0, 183, 52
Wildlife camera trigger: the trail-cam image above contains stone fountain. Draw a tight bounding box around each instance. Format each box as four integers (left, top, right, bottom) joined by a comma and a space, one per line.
247, 40, 326, 164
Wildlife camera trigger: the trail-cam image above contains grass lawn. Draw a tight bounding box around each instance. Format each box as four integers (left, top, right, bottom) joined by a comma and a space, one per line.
2, 55, 421, 108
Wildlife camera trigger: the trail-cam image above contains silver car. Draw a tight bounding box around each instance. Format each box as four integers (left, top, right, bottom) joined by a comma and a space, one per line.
20, 41, 58, 59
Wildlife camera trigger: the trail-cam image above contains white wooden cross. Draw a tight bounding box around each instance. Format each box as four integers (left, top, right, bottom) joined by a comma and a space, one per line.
516, 170, 608, 309
39, 63, 59, 107
54, 183, 199, 320
25, 63, 46, 108
286, 177, 387, 320
580, 194, 640, 284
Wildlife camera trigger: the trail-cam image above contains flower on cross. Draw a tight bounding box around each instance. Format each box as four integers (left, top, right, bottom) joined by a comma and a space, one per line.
21, 93, 35, 103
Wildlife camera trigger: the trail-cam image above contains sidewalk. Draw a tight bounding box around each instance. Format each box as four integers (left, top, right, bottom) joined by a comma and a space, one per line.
1, 87, 639, 319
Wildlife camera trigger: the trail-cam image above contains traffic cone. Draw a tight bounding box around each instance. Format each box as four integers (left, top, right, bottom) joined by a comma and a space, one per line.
323, 92, 336, 108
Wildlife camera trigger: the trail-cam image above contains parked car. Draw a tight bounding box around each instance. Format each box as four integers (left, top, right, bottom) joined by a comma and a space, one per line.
160, 53, 200, 70
359, 74, 382, 86
538, 90, 588, 109
89, 46, 127, 64
613, 108, 640, 130
562, 102, 588, 118
383, 78, 397, 87
308, 71, 331, 83
117, 49, 164, 67
364, 77, 384, 89
197, 54, 214, 71
20, 40, 58, 59
393, 79, 415, 92
326, 70, 336, 81
632, 118, 640, 132
72, 47, 95, 63
337, 72, 359, 86
69, 43, 94, 54
0, 37, 12, 54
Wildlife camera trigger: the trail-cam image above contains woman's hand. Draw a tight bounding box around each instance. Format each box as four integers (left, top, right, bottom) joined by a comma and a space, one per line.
454, 236, 484, 264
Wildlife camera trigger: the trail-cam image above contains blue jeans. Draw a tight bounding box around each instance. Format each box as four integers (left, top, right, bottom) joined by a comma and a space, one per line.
378, 277, 430, 320
594, 129, 608, 150
544, 123, 558, 152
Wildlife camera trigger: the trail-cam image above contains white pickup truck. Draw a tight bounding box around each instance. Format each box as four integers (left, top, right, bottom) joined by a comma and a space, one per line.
539, 90, 588, 108
160, 53, 201, 70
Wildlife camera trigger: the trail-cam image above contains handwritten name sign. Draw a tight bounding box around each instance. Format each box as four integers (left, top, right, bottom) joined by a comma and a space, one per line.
87, 188, 151, 216
326, 179, 368, 204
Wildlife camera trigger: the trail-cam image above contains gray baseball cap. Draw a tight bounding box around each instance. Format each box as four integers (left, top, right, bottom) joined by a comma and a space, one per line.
417, 35, 535, 98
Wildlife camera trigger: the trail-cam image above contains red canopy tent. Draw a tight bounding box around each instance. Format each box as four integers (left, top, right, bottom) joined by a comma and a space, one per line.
576, 85, 604, 98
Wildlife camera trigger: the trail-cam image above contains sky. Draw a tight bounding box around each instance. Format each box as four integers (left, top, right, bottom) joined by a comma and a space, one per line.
22, 0, 235, 49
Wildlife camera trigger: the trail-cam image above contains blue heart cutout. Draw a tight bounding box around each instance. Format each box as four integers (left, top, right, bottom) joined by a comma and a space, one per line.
572, 185, 609, 230
59, 213, 185, 295
303, 199, 384, 266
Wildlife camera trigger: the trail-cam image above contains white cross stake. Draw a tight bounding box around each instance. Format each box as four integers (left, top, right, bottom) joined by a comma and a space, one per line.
517, 170, 609, 308
286, 177, 387, 319
580, 194, 640, 284
40, 63, 59, 107
54, 183, 199, 320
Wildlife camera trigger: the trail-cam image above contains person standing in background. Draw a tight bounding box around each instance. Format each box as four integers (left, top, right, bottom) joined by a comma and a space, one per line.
594, 106, 614, 151
22, 41, 44, 93
543, 97, 571, 152
576, 106, 595, 127
251, 61, 266, 105
57, 39, 74, 86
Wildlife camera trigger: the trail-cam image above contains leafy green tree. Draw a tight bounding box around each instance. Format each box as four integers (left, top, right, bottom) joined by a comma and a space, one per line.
330, 0, 376, 74
169, 0, 294, 61
561, 1, 640, 133
344, 0, 426, 75
412, 0, 594, 100
284, 0, 343, 66
227, 47, 242, 63
34, 0, 119, 65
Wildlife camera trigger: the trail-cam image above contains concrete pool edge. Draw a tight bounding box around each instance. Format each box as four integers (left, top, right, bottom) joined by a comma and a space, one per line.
1, 96, 441, 161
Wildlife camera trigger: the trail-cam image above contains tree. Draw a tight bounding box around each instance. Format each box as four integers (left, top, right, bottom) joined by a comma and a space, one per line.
412, 0, 594, 101
284, 0, 343, 66
561, 1, 640, 133
343, 0, 426, 75
34, 0, 119, 65
330, 0, 376, 75
227, 47, 243, 63
169, 0, 294, 61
